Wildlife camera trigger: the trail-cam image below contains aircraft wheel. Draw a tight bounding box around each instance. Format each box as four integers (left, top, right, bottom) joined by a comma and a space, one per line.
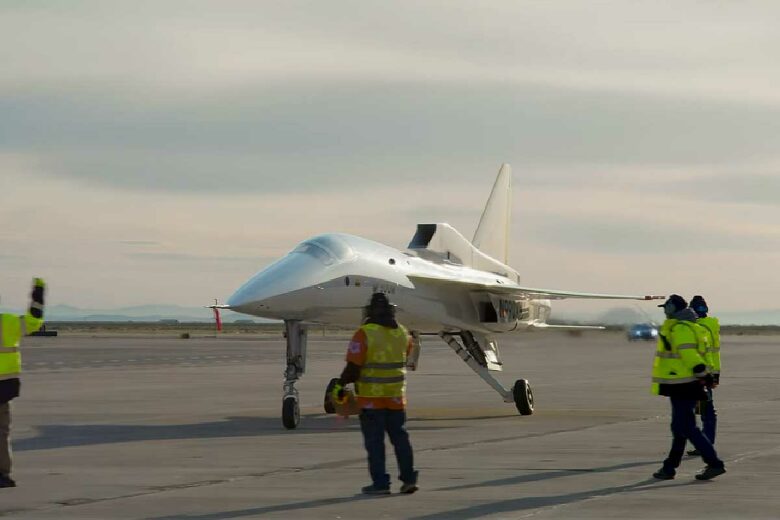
324, 378, 340, 414
282, 396, 300, 429
513, 379, 534, 415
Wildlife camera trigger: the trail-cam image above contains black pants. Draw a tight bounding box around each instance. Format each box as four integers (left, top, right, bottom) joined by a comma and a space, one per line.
663, 398, 723, 473
359, 409, 417, 489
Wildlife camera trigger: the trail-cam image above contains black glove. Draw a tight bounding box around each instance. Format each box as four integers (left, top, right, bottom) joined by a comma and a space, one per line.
713, 374, 720, 385
29, 277, 46, 319
698, 373, 714, 389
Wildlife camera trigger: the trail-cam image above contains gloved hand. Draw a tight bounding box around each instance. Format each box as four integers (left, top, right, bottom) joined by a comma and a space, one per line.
29, 277, 46, 319
31, 278, 45, 299
697, 373, 714, 389
332, 382, 347, 404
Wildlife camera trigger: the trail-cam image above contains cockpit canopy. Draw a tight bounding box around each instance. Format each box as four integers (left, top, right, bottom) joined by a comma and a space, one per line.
290, 234, 355, 265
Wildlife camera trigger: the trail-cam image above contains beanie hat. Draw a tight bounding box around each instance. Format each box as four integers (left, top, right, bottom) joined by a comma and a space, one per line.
690, 295, 708, 316
658, 294, 687, 314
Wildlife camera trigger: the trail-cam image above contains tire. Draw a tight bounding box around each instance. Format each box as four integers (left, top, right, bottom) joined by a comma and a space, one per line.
324, 378, 340, 414
282, 396, 300, 429
513, 379, 534, 415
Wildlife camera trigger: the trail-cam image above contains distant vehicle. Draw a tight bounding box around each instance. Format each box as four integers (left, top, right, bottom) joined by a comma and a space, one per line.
627, 323, 658, 341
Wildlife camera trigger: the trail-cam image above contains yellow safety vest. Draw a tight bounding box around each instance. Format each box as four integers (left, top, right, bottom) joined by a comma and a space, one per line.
651, 319, 709, 395
0, 313, 43, 381
356, 323, 408, 398
697, 316, 721, 375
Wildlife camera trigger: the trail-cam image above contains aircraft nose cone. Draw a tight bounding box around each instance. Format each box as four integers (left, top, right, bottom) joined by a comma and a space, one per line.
227, 253, 330, 311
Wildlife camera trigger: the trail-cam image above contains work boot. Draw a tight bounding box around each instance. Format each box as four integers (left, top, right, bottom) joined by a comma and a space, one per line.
687, 449, 701, 456
361, 484, 391, 496
695, 465, 726, 481
0, 475, 16, 488
652, 467, 675, 480
400, 482, 419, 494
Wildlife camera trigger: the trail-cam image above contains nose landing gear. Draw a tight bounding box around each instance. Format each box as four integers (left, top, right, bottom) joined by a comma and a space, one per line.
281, 320, 307, 429
282, 395, 300, 429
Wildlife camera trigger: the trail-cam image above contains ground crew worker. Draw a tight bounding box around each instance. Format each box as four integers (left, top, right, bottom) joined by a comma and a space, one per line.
687, 295, 720, 456
651, 294, 725, 481
1, 278, 45, 488
333, 292, 418, 495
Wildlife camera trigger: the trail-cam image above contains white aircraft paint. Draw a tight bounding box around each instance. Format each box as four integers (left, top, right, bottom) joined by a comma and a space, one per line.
228, 164, 658, 333
223, 164, 663, 428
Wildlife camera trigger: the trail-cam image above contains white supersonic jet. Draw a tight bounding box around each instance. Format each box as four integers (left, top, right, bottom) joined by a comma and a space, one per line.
224, 164, 663, 428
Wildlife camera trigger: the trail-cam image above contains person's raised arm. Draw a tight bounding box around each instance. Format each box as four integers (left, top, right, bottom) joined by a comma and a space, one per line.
23, 278, 45, 334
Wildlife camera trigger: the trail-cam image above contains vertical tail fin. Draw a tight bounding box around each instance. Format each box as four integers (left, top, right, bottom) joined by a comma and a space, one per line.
472, 164, 512, 264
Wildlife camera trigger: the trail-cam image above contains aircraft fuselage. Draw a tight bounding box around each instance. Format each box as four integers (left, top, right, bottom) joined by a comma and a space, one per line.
227, 233, 549, 334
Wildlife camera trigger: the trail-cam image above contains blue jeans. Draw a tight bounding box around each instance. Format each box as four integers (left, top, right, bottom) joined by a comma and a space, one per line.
664, 398, 723, 473
701, 398, 717, 445
359, 409, 417, 489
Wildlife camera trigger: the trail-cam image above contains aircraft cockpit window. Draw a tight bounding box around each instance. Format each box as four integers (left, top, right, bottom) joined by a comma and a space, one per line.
309, 236, 353, 261
291, 242, 335, 265
291, 236, 354, 265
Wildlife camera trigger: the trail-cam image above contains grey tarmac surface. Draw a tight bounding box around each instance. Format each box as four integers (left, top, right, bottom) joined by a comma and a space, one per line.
2, 330, 779, 519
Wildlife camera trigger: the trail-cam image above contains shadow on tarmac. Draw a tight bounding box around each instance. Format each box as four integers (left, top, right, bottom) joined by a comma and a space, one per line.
150, 495, 377, 520
14, 415, 452, 451
436, 460, 657, 491
147, 469, 695, 520
408, 414, 517, 422
411, 478, 699, 520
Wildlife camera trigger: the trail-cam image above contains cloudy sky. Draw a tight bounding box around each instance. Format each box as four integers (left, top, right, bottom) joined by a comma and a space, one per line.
1, 1, 778, 318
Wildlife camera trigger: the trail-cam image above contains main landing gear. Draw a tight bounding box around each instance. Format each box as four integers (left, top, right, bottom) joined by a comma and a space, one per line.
282, 320, 307, 429
513, 378, 534, 415
439, 331, 534, 416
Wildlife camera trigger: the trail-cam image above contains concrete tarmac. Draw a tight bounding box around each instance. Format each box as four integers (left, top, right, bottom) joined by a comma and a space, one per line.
2, 330, 779, 519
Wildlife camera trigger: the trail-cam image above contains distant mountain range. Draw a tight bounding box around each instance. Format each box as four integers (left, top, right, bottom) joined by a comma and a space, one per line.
0, 304, 275, 323
0, 304, 776, 326
553, 306, 780, 326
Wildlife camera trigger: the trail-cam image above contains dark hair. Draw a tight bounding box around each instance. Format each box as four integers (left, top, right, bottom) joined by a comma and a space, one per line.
363, 292, 398, 328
